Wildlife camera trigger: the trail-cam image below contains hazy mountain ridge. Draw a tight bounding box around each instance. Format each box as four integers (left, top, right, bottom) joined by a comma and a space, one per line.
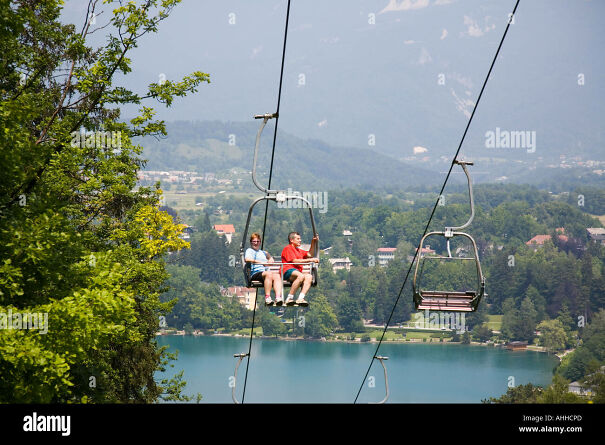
139, 120, 440, 190
139, 120, 605, 192
98, 0, 605, 165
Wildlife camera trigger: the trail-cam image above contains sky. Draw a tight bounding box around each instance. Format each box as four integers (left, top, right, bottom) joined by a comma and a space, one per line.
61, 0, 605, 163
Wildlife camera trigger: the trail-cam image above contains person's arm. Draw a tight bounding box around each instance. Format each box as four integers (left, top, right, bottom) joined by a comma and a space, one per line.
301, 235, 319, 264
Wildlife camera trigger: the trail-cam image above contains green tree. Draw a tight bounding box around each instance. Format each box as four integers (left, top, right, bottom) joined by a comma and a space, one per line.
194, 211, 212, 233
537, 374, 584, 404
501, 298, 519, 340
557, 304, 576, 348
260, 310, 286, 338
485, 376, 583, 404
517, 296, 538, 342
558, 309, 605, 382
537, 319, 567, 353
526, 285, 547, 323
483, 383, 543, 404
465, 301, 489, 331
305, 295, 338, 338
461, 331, 471, 344
0, 0, 208, 403
583, 360, 605, 404
472, 324, 493, 342
336, 296, 364, 332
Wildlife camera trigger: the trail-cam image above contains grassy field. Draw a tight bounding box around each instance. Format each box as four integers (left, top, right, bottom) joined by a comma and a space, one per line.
364, 330, 404, 341
333, 329, 451, 341
227, 327, 263, 336
486, 315, 502, 331
161, 190, 256, 212
162, 192, 200, 211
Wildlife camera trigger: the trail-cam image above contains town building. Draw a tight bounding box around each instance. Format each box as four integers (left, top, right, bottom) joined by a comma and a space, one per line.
526, 228, 568, 249
587, 228, 605, 245
179, 224, 196, 240
343, 230, 353, 251
224, 286, 257, 310
377, 247, 397, 267
328, 257, 352, 272
505, 341, 528, 350
213, 224, 235, 244
407, 245, 436, 263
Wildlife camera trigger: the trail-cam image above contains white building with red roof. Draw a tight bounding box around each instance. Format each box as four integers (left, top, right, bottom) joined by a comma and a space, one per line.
377, 247, 397, 267
213, 224, 235, 244
225, 286, 256, 310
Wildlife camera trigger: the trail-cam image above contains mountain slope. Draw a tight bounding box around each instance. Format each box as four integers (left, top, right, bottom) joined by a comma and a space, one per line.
139, 120, 441, 189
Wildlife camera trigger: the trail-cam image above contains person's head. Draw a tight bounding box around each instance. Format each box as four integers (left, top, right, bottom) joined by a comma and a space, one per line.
250, 233, 262, 249
288, 231, 301, 246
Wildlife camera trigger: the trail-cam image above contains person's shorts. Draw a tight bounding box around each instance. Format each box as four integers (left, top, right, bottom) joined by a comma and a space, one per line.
283, 268, 297, 281
251, 271, 264, 282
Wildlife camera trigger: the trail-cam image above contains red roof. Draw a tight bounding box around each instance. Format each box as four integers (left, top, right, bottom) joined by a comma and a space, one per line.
377, 248, 397, 252
214, 224, 235, 233
527, 234, 551, 245
527, 233, 568, 246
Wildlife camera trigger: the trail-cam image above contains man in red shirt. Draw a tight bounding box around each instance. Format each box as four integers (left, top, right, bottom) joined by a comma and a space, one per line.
281, 231, 319, 306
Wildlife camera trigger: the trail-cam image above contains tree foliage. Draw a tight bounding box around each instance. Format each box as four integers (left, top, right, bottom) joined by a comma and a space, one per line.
0, 0, 208, 402
304, 295, 338, 338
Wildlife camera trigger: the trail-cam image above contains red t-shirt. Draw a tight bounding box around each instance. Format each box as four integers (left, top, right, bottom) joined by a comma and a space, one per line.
281, 244, 309, 273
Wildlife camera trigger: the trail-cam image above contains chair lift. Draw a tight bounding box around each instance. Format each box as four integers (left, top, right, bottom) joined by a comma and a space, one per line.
412, 160, 486, 312
239, 113, 319, 303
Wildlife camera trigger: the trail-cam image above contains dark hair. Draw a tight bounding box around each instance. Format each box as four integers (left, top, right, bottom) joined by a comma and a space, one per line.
288, 232, 300, 242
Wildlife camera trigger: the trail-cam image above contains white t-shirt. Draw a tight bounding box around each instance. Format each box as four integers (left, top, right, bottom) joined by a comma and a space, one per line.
245, 248, 268, 275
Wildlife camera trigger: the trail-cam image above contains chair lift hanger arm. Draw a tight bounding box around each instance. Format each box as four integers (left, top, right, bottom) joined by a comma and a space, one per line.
449, 160, 475, 232
251, 113, 278, 195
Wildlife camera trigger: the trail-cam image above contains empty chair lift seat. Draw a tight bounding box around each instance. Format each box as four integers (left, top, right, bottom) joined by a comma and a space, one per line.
415, 290, 479, 312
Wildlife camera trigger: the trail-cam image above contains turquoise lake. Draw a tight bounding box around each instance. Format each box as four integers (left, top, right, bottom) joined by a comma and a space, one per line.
155, 335, 559, 403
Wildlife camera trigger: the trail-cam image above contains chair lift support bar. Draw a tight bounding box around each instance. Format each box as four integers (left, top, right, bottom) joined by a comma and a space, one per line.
232, 352, 249, 404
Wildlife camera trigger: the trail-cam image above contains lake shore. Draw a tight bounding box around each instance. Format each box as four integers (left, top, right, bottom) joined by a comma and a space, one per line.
155, 329, 551, 353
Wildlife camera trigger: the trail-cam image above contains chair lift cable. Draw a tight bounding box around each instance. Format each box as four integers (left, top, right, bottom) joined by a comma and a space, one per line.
240, 0, 292, 404
353, 0, 521, 404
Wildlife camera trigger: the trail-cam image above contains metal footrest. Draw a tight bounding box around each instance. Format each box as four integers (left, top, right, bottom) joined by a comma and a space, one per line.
265, 301, 308, 307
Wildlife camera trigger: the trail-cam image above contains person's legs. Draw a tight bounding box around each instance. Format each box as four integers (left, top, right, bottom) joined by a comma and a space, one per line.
285, 270, 304, 304
262, 271, 273, 303
296, 274, 313, 304
288, 270, 304, 294
272, 272, 283, 302
300, 273, 313, 294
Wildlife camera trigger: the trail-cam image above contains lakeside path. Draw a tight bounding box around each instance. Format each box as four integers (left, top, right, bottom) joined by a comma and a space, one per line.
155, 330, 552, 353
